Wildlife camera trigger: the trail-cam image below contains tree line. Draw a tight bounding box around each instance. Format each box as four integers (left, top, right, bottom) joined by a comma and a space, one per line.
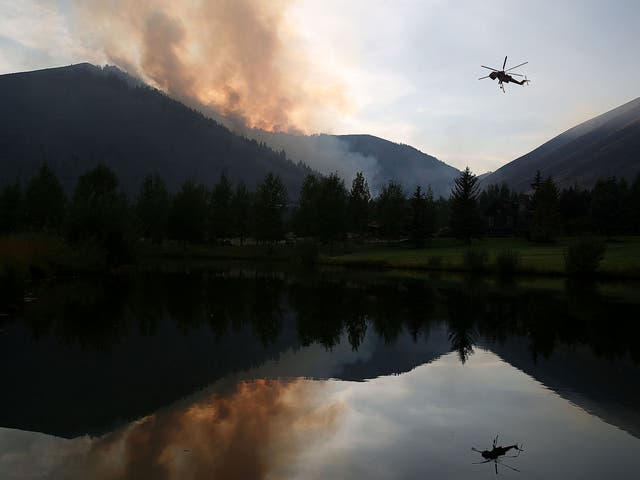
2, 163, 640, 263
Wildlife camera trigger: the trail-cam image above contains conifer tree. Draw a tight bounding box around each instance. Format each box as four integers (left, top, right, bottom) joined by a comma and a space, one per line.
375, 180, 406, 239
135, 175, 170, 244
531, 176, 560, 242
231, 182, 252, 245
252, 173, 288, 243
348, 172, 372, 236
24, 163, 66, 232
209, 174, 234, 241
449, 167, 481, 242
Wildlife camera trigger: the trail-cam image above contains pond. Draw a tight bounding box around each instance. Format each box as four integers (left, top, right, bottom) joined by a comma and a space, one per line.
1, 269, 639, 479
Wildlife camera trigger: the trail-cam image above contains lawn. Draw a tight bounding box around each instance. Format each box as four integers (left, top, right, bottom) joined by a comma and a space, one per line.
321, 237, 640, 277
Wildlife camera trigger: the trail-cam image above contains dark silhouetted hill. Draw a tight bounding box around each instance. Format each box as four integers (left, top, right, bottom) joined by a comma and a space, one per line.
0, 64, 311, 195
483, 97, 640, 191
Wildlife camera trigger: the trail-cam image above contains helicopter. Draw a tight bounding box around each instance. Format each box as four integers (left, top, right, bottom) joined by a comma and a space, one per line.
479, 56, 530, 92
472, 434, 525, 475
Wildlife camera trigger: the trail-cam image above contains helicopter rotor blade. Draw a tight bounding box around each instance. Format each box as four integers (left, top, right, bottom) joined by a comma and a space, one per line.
481, 65, 499, 71
506, 61, 528, 72
503, 56, 508, 70
509, 73, 524, 77
478, 75, 491, 80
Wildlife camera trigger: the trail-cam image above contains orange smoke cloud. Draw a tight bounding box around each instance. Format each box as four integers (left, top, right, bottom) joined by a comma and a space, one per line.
55, 379, 343, 479
70, 0, 346, 132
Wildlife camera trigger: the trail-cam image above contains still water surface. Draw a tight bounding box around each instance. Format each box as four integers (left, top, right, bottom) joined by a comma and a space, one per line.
1, 270, 639, 478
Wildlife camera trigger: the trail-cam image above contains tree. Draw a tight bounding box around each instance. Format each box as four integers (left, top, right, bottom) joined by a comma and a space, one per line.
375, 180, 407, 239
209, 174, 234, 241
479, 183, 519, 236
530, 176, 560, 242
169, 180, 209, 245
590, 177, 628, 237
408, 185, 435, 247
66, 164, 134, 265
0, 183, 23, 233
348, 172, 371, 236
316, 173, 348, 243
293, 174, 320, 238
559, 185, 590, 236
449, 167, 481, 242
252, 173, 288, 243
24, 163, 66, 232
531, 170, 543, 192
135, 175, 170, 244
231, 182, 252, 245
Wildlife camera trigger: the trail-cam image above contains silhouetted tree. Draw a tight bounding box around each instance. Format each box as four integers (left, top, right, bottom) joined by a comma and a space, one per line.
209, 174, 234, 241
24, 163, 66, 232
348, 172, 372, 236
408, 185, 435, 246
169, 180, 209, 244
316, 173, 349, 243
252, 173, 288, 243
231, 182, 252, 245
559, 185, 590, 235
530, 176, 561, 242
375, 180, 407, 239
449, 167, 481, 242
135, 175, 170, 244
0, 182, 23, 233
590, 177, 627, 237
479, 183, 519, 236
66, 164, 134, 265
293, 174, 320, 237
531, 170, 543, 191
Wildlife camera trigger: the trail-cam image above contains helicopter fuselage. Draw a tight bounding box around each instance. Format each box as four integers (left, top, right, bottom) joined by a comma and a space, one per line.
489, 71, 516, 83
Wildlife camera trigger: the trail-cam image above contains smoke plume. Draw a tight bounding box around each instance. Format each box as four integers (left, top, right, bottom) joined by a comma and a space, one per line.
70, 0, 346, 133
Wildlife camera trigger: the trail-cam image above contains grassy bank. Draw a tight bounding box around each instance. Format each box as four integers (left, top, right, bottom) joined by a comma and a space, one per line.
320, 237, 640, 278
4, 235, 640, 286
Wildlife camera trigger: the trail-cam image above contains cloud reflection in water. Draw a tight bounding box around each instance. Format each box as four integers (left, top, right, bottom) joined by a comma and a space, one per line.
50, 379, 343, 480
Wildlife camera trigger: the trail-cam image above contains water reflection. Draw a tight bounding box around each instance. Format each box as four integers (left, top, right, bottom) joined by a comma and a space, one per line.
1, 270, 640, 477
2, 351, 639, 479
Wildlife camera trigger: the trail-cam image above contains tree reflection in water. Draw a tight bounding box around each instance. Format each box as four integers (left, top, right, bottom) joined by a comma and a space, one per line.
12, 270, 640, 363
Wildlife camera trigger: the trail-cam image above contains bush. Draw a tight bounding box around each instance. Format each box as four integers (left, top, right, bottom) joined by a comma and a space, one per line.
565, 237, 606, 276
463, 247, 489, 272
494, 249, 521, 276
427, 255, 443, 269
292, 240, 320, 268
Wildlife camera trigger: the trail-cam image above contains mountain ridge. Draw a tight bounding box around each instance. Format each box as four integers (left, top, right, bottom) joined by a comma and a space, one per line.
0, 63, 312, 196
483, 96, 640, 191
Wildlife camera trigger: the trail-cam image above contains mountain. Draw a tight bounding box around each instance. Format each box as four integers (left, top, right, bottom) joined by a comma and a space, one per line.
482, 97, 640, 191
0, 63, 311, 196
335, 134, 460, 197
249, 130, 460, 198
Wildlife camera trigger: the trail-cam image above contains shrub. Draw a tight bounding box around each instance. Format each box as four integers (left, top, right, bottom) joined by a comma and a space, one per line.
427, 255, 443, 269
463, 247, 489, 272
494, 249, 521, 276
565, 237, 606, 276
292, 240, 320, 268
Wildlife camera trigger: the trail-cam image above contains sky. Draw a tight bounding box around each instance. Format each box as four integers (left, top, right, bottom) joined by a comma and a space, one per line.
1, 0, 639, 173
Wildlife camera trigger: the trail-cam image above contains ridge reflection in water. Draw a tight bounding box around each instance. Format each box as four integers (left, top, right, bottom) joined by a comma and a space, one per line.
2, 351, 639, 479
1, 270, 640, 478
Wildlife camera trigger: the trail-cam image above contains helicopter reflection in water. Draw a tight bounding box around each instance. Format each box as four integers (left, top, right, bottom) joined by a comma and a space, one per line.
472, 434, 525, 475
